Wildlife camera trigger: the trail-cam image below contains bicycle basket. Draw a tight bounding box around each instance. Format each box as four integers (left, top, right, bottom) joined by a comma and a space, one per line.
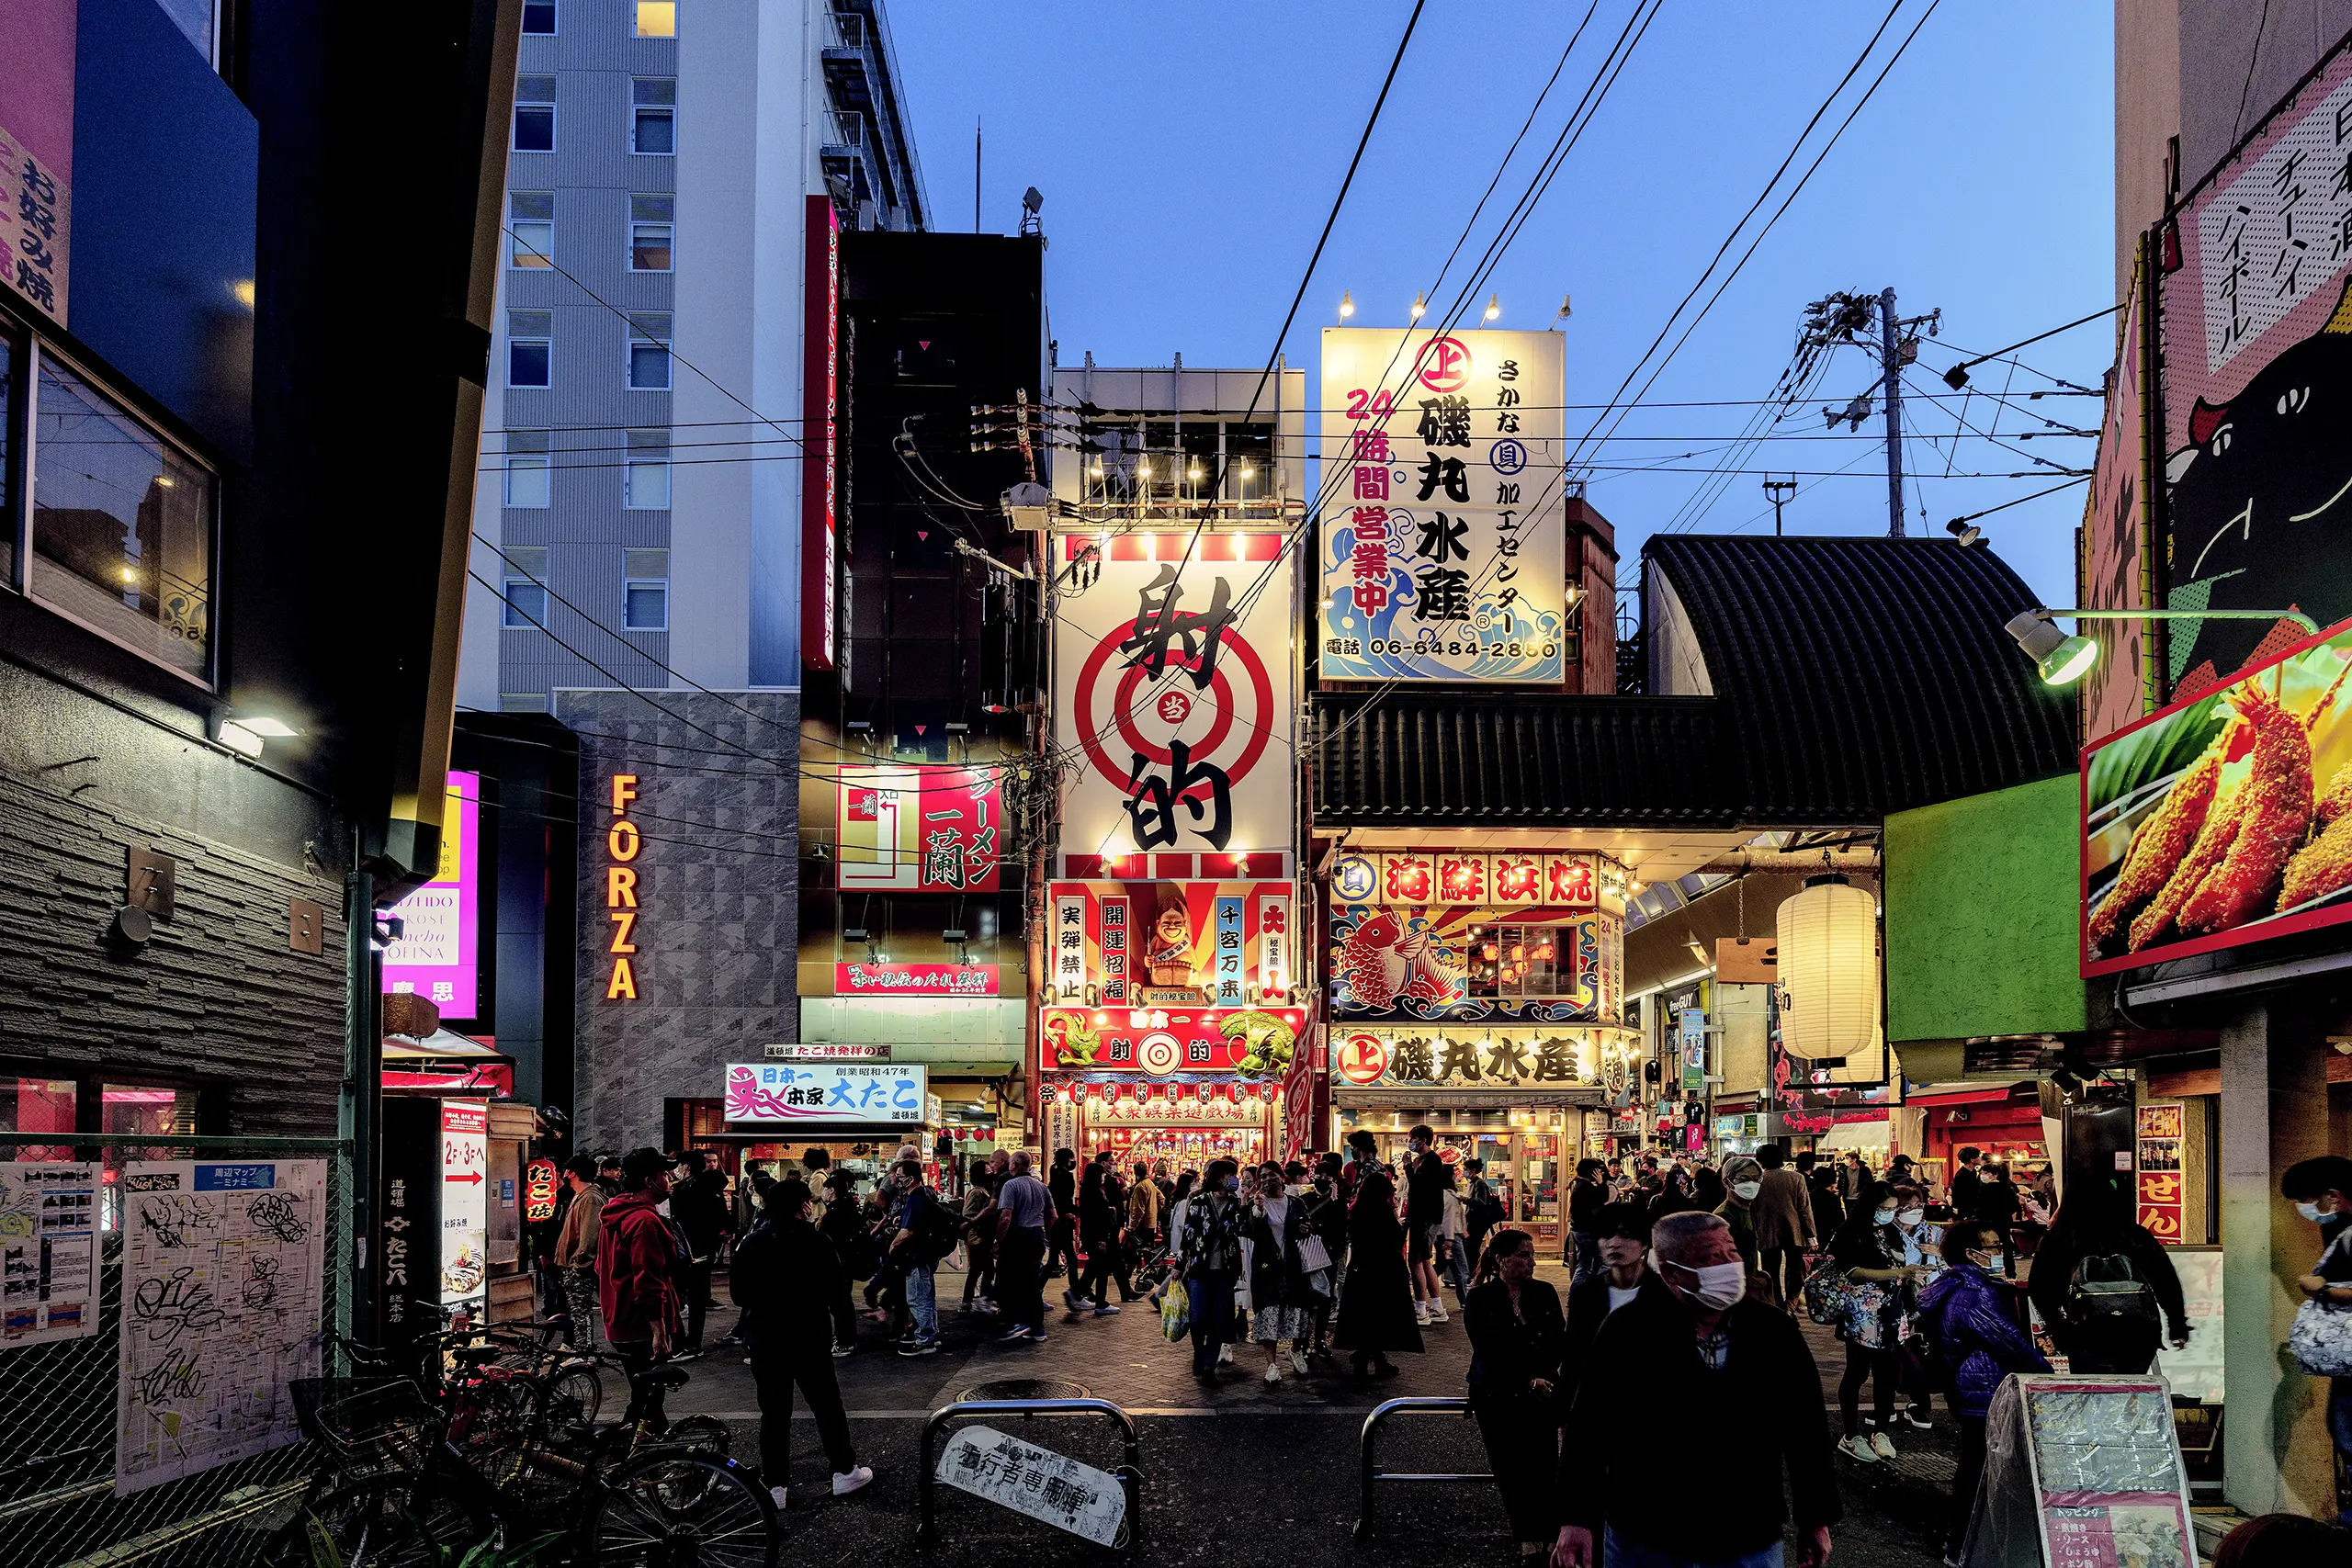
291, 1377, 443, 1470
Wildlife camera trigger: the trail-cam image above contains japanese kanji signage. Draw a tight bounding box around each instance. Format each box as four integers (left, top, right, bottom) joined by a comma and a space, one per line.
2134, 1102, 2186, 1245
1330, 1027, 1608, 1089
835, 764, 1002, 893
1046, 881, 1295, 1005
724, 1063, 928, 1124
1054, 533, 1295, 867
1329, 903, 1615, 1024
1318, 329, 1567, 682
935, 1424, 1127, 1548
834, 963, 1000, 998
0, 0, 74, 323
1041, 1007, 1302, 1079
1332, 849, 1597, 907
2156, 40, 2352, 690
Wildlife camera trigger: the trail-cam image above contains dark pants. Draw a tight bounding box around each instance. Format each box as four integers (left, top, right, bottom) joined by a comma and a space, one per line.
2331, 1376, 2352, 1526
1840, 1340, 1896, 1437
1000, 1226, 1046, 1331
1188, 1269, 1237, 1373
1761, 1246, 1805, 1309
963, 1235, 996, 1303
831, 1275, 857, 1348
751, 1339, 855, 1483
681, 1258, 714, 1349
1079, 1235, 1130, 1304
615, 1341, 667, 1430
2062, 1319, 2159, 1374
1569, 1230, 1600, 1285
1047, 1217, 1079, 1280
1950, 1414, 1988, 1551
1473, 1395, 1560, 1543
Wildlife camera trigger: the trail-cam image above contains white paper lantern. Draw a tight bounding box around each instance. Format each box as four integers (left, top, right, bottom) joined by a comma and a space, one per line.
1775, 875, 1879, 1060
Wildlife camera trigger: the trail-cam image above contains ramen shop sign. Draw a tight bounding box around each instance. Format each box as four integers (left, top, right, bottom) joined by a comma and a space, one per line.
605, 773, 641, 1001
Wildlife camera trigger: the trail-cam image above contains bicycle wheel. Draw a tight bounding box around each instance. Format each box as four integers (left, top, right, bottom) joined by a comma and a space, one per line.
548, 1358, 605, 1430
264, 1471, 491, 1568
590, 1451, 779, 1568
656, 1414, 732, 1458
449, 1373, 543, 1492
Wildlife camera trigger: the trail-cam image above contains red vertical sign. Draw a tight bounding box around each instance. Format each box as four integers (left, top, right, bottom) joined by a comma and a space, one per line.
800, 195, 839, 670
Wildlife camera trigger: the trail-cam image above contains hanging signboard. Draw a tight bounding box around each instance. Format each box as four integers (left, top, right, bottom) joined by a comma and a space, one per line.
1, 1161, 96, 1346
1318, 328, 1566, 682
935, 1424, 1128, 1547
2156, 39, 2352, 694
115, 1159, 327, 1495
1329, 904, 1615, 1023
2081, 614, 2352, 976
1331, 849, 1597, 908
1046, 881, 1293, 1006
1041, 1007, 1302, 1080
382, 770, 481, 1017
1053, 532, 1295, 872
724, 1063, 928, 1123
440, 1100, 489, 1308
836, 763, 1003, 893
835, 962, 1001, 998
1328, 1026, 1610, 1089
2133, 1103, 2185, 1243
524, 1157, 559, 1224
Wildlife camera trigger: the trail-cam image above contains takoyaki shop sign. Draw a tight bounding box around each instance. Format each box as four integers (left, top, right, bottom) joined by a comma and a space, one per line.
2083, 613, 2352, 976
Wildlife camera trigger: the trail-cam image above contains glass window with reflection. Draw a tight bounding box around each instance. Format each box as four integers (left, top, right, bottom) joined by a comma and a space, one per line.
32, 358, 214, 680
1, 1078, 77, 1157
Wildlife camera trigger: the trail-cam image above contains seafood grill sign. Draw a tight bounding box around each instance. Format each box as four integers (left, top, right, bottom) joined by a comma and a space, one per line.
1329, 903, 1617, 1024
2083, 614, 2352, 976
1053, 533, 1295, 870
1318, 328, 1567, 682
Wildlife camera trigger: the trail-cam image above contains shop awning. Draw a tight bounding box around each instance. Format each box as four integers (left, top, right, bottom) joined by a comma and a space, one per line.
382, 1030, 512, 1097
1817, 1119, 1893, 1150
1905, 1082, 2033, 1108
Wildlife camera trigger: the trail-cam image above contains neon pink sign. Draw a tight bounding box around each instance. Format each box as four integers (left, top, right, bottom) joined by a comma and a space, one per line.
383, 771, 480, 1019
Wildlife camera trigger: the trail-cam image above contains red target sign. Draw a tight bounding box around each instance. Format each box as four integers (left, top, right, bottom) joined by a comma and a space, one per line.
1415, 335, 1473, 394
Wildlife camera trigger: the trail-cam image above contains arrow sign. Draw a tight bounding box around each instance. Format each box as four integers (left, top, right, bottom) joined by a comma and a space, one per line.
444, 1171, 483, 1185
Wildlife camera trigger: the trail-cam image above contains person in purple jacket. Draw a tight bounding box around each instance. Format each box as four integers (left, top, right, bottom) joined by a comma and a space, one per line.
1917, 1219, 2052, 1566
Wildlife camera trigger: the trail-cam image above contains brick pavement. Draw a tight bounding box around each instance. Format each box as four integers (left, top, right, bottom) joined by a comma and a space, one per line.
647, 1258, 1951, 1567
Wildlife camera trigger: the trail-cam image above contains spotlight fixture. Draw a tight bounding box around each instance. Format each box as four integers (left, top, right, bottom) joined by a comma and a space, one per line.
1339, 290, 1355, 321
1945, 518, 1984, 547
2002, 605, 2316, 688
1483, 293, 1501, 322
1409, 292, 1426, 321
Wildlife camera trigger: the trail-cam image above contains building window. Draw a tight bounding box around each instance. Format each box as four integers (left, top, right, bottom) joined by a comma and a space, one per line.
522, 0, 557, 31
502, 546, 549, 628
635, 0, 675, 37
30, 354, 215, 681
508, 192, 554, 269
514, 76, 556, 152
627, 313, 672, 390
629, 195, 674, 271
501, 692, 550, 714
503, 431, 551, 507
623, 548, 669, 630
623, 429, 671, 508
2, 1077, 77, 1150
508, 310, 552, 388
631, 79, 675, 155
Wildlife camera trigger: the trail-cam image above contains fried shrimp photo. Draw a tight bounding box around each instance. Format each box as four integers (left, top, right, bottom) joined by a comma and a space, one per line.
2177, 685, 2315, 934
2086, 748, 2222, 949
2280, 761, 2352, 910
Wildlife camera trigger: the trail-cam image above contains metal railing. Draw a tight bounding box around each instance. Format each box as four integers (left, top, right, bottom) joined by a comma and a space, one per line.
0, 1134, 350, 1568
916, 1397, 1142, 1553
1356, 1396, 1490, 1541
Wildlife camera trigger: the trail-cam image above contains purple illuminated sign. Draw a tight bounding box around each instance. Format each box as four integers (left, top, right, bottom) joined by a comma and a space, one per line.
382, 770, 480, 1019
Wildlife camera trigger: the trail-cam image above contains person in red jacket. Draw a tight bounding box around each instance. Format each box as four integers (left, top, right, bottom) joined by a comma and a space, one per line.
599, 1146, 684, 1427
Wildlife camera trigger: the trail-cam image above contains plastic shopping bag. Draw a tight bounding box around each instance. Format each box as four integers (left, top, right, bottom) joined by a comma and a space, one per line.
1160, 1277, 1190, 1341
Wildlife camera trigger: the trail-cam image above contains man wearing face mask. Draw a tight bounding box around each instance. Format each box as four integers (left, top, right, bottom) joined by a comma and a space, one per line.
1714, 1156, 1764, 1274
2282, 1156, 2352, 1524
1553, 1212, 1838, 1568
1917, 1221, 2048, 1563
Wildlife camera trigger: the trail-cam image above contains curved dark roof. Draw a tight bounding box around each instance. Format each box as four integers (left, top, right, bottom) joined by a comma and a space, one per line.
1645, 535, 2077, 822
1314, 536, 2077, 829
1316, 694, 1734, 825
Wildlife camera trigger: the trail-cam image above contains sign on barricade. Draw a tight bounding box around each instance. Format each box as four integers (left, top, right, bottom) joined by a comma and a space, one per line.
934, 1423, 1127, 1546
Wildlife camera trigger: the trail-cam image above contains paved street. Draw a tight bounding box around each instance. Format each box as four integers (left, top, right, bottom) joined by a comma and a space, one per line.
656, 1259, 1953, 1567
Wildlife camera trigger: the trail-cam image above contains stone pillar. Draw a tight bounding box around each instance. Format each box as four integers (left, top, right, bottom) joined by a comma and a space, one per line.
2218, 1000, 2333, 1517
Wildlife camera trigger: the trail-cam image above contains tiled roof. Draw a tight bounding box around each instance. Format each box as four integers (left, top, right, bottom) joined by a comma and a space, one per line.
1313, 536, 2077, 829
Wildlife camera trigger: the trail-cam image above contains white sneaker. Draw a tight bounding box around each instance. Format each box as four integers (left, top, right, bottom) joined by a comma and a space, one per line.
769, 1484, 787, 1509
1838, 1435, 1879, 1463
832, 1465, 874, 1496
1217, 1342, 1233, 1363
1870, 1431, 1898, 1461
1289, 1349, 1310, 1375
1263, 1364, 1283, 1384
1413, 1303, 1430, 1325
1427, 1305, 1450, 1323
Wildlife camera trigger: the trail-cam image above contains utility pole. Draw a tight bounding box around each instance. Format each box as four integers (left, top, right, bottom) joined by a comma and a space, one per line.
1878, 287, 1904, 537
974, 117, 982, 232
1762, 477, 1797, 536
1798, 289, 1939, 540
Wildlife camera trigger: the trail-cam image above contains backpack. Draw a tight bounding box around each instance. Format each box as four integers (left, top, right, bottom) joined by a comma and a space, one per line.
2065, 1250, 2157, 1326
907, 1190, 959, 1265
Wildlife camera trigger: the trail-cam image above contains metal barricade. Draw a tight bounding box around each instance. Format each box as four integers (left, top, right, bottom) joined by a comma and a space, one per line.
1356, 1395, 1490, 1540
916, 1397, 1143, 1552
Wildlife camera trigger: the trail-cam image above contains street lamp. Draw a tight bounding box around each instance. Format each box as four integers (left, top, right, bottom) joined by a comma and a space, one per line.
1339, 290, 1355, 321
2004, 607, 2322, 688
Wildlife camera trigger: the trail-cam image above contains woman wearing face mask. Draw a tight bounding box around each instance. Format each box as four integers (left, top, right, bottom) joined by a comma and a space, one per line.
1828, 1179, 1930, 1463
1917, 1222, 2049, 1562
1884, 1183, 1946, 1431
1464, 1230, 1566, 1557
1714, 1156, 1763, 1273
2282, 1156, 2352, 1524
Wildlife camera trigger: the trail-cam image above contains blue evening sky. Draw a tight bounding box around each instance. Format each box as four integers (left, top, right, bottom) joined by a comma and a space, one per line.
891, 0, 2112, 612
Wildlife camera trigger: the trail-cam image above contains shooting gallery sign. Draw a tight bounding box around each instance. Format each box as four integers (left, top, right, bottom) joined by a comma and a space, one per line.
1041, 1006, 1303, 1080
1053, 533, 1295, 873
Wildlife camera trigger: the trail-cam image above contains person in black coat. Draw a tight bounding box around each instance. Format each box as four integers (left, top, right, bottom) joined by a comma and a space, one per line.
1334, 1170, 1422, 1377
1555, 1212, 1839, 1568
729, 1179, 872, 1506
1464, 1230, 1566, 1552
1559, 1201, 1674, 1406
817, 1170, 867, 1354
2026, 1178, 2188, 1374
669, 1152, 731, 1353
1303, 1172, 1351, 1359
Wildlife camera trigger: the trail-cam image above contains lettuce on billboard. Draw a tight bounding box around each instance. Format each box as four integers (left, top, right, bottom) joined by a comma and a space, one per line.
2083, 617, 2352, 976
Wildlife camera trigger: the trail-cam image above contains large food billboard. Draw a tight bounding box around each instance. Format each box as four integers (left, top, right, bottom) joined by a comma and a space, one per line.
2083, 615, 2352, 976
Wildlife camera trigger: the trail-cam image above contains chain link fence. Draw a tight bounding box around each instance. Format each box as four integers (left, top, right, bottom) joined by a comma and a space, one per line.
0, 1135, 350, 1568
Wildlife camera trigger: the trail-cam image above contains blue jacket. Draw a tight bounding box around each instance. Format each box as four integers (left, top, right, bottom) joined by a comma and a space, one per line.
1917, 1261, 2050, 1417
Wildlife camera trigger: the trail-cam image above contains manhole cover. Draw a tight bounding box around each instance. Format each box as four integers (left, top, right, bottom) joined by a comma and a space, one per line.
957, 1378, 1091, 1404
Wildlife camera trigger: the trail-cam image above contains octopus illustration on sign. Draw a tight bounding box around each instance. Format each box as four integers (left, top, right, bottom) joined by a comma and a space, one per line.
1056, 535, 1294, 864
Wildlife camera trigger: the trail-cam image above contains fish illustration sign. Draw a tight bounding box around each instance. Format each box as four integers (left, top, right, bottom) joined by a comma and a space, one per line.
2082, 613, 2352, 975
